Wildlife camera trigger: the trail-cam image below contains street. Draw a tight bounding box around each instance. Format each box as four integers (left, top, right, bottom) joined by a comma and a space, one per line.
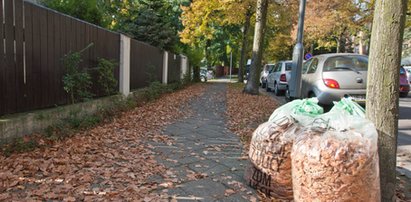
397, 94, 411, 179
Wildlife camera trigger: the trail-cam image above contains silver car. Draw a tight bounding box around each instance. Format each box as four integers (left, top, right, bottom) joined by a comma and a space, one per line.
266, 61, 292, 95
260, 64, 275, 88
299, 53, 368, 105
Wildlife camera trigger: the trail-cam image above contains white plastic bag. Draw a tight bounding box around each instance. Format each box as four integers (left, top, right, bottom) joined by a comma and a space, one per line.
246, 98, 323, 199
291, 99, 380, 202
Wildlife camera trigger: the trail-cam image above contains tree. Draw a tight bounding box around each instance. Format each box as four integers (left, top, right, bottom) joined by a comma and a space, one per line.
244, 0, 269, 95
41, 0, 108, 27
238, 7, 253, 82
289, 0, 363, 53
365, 0, 408, 200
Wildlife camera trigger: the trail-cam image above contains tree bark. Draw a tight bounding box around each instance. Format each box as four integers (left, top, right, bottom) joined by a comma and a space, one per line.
366, 0, 407, 201
244, 0, 268, 94
193, 65, 200, 82
238, 7, 253, 83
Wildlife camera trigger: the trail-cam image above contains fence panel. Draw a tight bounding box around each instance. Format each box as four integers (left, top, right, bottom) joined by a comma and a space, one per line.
168, 54, 181, 83
1, 0, 183, 117
4, 0, 17, 114
0, 1, 121, 116
130, 40, 164, 90
0, 0, 4, 115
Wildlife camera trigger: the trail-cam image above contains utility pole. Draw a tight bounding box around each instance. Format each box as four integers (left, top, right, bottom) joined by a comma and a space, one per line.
288, 0, 306, 99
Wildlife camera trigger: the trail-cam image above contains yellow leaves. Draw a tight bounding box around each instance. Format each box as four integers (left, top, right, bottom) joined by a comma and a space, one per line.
179, 0, 255, 46
297, 0, 361, 47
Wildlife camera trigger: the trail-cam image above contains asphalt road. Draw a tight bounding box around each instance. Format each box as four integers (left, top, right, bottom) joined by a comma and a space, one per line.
399, 94, 411, 146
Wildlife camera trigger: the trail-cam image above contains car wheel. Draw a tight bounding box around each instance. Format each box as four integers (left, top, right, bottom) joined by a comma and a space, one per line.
308, 92, 316, 98
285, 87, 292, 102
274, 82, 281, 96
262, 80, 267, 88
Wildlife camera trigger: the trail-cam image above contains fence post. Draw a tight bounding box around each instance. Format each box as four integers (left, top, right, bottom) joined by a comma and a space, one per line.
180, 55, 188, 79
162, 51, 169, 84
119, 34, 131, 97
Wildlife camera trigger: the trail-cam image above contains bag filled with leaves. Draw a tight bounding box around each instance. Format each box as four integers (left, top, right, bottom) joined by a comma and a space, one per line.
291, 98, 380, 202
245, 98, 323, 199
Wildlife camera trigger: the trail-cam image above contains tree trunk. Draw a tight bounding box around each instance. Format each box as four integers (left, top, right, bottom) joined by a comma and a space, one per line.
366, 0, 407, 201
193, 66, 200, 82
238, 7, 253, 83
243, 0, 268, 95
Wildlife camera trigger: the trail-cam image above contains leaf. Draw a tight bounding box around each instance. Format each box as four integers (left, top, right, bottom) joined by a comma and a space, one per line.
63, 196, 76, 202
224, 189, 236, 196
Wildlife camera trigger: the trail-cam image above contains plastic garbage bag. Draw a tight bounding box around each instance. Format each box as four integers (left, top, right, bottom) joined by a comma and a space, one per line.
245, 98, 323, 199
268, 98, 324, 126
291, 99, 380, 202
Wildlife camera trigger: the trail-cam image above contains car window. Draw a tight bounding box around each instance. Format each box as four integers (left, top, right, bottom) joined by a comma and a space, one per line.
267, 64, 275, 72
285, 62, 292, 71
307, 58, 318, 74
323, 55, 368, 72
400, 67, 406, 75
274, 63, 280, 72
302, 60, 312, 73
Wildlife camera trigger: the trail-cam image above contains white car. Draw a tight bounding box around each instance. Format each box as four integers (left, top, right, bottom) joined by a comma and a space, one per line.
260, 64, 275, 88
403, 66, 411, 84
266, 60, 293, 95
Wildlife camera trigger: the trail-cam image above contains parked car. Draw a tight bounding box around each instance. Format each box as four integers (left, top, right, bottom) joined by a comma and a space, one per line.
400, 66, 410, 97
260, 64, 275, 88
403, 66, 411, 83
200, 69, 208, 82
266, 61, 293, 95
292, 53, 368, 106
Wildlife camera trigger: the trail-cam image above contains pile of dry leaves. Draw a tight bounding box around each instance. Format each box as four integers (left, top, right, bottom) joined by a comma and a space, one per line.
0, 84, 205, 201
226, 84, 278, 149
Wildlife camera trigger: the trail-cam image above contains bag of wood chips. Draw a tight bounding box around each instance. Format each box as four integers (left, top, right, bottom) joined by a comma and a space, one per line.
291, 99, 380, 202
245, 98, 323, 199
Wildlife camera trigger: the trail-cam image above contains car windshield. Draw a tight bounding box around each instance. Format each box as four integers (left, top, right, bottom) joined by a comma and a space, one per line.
323, 55, 368, 72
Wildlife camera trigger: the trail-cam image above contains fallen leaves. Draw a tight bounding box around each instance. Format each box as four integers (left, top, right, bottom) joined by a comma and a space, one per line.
0, 84, 206, 201
226, 84, 278, 149
224, 189, 235, 196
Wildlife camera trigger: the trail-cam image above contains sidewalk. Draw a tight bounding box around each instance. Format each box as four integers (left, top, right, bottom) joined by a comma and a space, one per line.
148, 83, 257, 201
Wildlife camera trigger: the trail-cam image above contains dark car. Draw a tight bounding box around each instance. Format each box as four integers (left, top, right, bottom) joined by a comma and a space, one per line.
400, 66, 410, 97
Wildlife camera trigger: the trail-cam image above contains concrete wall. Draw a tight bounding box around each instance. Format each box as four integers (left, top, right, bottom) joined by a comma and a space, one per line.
0, 95, 124, 144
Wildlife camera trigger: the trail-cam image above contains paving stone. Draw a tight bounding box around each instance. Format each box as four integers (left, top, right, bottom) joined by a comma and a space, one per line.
150, 83, 257, 201
178, 179, 227, 201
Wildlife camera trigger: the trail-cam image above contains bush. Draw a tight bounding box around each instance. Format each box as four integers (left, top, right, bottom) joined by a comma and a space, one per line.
62, 44, 94, 104
97, 58, 118, 96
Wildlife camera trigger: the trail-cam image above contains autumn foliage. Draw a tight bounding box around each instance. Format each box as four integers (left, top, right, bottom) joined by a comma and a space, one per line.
0, 84, 206, 201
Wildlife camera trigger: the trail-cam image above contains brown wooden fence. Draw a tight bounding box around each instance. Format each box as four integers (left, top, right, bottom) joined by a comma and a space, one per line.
0, 0, 120, 116
130, 40, 164, 90
168, 53, 181, 83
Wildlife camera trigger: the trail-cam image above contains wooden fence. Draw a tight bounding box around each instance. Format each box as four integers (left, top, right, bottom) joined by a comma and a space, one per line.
0, 0, 120, 116
130, 40, 164, 90
168, 54, 182, 83
0, 1, 185, 117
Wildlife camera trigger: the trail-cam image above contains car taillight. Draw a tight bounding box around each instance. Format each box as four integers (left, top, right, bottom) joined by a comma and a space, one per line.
280, 74, 287, 82
323, 79, 340, 89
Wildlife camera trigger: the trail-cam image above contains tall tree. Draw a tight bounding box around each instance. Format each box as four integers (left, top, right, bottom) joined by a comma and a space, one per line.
41, 0, 108, 27
244, 0, 269, 95
365, 0, 408, 200
238, 7, 253, 82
